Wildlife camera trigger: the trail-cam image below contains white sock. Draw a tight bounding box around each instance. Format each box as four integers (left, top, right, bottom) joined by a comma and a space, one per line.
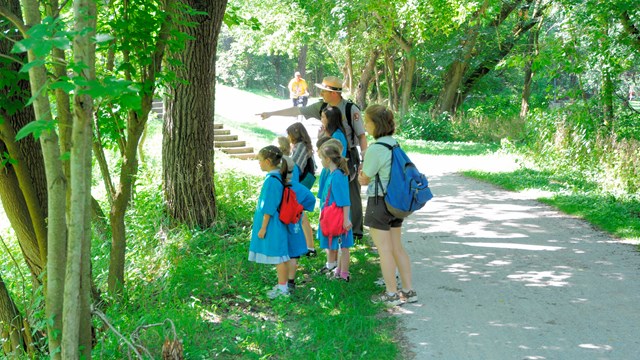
326, 262, 337, 269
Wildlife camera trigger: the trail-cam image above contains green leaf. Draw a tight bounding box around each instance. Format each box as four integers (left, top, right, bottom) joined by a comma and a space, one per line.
50, 79, 75, 93
15, 119, 57, 141
120, 94, 142, 110
20, 59, 46, 73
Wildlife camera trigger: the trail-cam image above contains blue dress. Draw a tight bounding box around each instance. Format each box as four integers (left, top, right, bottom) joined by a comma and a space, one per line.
317, 169, 354, 250
248, 170, 290, 264
287, 181, 316, 258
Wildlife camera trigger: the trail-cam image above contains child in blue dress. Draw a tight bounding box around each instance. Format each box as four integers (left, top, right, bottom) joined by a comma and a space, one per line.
281, 156, 316, 290
248, 145, 291, 299
317, 141, 354, 281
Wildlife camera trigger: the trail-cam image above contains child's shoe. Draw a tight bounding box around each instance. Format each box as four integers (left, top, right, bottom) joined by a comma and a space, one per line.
267, 285, 289, 299
305, 249, 317, 257
319, 265, 336, 275
371, 292, 404, 306
399, 289, 417, 303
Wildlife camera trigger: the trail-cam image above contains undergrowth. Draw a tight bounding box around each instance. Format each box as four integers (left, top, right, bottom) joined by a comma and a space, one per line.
91, 165, 399, 359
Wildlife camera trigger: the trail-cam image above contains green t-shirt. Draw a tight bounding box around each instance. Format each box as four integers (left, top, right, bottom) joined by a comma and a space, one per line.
361, 136, 397, 198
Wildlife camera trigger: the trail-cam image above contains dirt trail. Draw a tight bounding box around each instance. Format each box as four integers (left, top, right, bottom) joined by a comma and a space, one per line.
215, 86, 640, 359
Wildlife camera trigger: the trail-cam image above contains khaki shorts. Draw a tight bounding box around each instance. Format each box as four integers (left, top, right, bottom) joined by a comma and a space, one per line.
364, 196, 403, 230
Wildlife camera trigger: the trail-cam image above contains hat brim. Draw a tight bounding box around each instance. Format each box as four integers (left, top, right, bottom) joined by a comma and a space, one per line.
314, 83, 342, 92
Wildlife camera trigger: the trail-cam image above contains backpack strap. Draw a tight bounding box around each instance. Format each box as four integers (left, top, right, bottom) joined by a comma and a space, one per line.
372, 142, 395, 199
268, 174, 286, 212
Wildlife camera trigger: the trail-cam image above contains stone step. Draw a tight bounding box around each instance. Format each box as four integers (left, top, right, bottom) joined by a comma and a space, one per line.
214, 129, 231, 135
214, 134, 238, 142
229, 153, 257, 160
220, 146, 254, 154
214, 140, 246, 148
213, 123, 223, 129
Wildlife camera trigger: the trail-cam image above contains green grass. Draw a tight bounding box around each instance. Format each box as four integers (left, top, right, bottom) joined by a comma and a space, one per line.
398, 139, 500, 156
464, 168, 640, 241
91, 167, 399, 359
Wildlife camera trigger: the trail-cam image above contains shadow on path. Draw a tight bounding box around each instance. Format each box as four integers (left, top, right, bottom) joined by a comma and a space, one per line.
399, 169, 640, 359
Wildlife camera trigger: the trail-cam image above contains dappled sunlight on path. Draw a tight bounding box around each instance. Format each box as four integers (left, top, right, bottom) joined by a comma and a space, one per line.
398, 169, 640, 359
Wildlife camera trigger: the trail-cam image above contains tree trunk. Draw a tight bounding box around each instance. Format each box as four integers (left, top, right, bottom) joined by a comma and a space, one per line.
384, 48, 398, 111
435, 60, 467, 115
163, 0, 227, 227
61, 0, 96, 357
297, 44, 308, 77
12, 0, 68, 355
107, 106, 151, 294
344, 47, 353, 93
520, 5, 543, 119
0, 0, 48, 279
0, 274, 26, 356
107, 3, 172, 293
354, 48, 380, 110
399, 55, 416, 117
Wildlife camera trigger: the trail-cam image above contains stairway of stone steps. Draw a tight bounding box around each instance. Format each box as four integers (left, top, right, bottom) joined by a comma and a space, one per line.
152, 99, 257, 160
213, 124, 256, 160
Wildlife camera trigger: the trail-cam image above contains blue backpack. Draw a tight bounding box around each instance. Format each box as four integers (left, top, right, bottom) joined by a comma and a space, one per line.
374, 142, 433, 218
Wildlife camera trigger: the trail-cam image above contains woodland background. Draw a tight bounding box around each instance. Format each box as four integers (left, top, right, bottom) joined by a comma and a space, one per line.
0, 0, 638, 358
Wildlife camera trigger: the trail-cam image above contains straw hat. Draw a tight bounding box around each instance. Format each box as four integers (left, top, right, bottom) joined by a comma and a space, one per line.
314, 76, 343, 92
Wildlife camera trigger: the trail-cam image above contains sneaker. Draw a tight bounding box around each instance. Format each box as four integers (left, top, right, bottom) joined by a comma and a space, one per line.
399, 289, 417, 303
305, 249, 317, 257
266, 286, 289, 299
371, 292, 404, 306
287, 281, 296, 290
319, 266, 336, 275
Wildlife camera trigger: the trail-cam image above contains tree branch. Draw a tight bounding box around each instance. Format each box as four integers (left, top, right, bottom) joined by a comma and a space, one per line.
0, 5, 28, 36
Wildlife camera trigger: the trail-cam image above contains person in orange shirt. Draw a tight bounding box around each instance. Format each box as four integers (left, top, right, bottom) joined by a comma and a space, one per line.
288, 71, 309, 107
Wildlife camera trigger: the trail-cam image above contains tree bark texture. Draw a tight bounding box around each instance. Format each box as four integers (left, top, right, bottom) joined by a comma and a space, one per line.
61, 0, 96, 358
163, 0, 227, 228
0, 274, 26, 356
0, 0, 48, 278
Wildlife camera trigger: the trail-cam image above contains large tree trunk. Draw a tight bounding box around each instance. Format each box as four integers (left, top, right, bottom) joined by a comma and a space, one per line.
354, 48, 380, 110
0, 0, 48, 279
163, 0, 227, 227
0, 274, 26, 356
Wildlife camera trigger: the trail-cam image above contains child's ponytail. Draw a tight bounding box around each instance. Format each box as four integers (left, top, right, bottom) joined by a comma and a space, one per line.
319, 141, 349, 176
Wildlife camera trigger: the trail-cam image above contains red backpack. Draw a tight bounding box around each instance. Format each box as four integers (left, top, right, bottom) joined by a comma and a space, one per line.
271, 176, 304, 224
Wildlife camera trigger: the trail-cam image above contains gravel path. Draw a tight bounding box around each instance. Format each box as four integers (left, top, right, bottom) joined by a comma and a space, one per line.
400, 154, 640, 360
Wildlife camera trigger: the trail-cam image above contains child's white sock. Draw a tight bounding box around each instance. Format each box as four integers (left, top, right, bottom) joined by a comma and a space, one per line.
326, 262, 337, 269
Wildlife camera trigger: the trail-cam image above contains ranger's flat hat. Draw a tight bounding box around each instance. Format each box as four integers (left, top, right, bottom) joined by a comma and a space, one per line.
315, 76, 342, 92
